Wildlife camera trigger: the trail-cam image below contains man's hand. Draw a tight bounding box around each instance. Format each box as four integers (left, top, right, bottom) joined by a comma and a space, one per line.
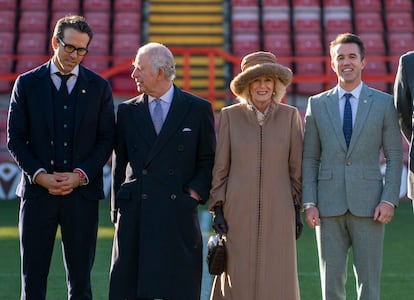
305, 206, 321, 229
374, 202, 394, 224
35, 172, 79, 196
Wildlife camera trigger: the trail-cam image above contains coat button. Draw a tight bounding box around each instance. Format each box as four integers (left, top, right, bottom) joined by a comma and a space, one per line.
141, 194, 148, 200
142, 169, 148, 175
170, 194, 177, 200
177, 145, 184, 151
168, 169, 174, 175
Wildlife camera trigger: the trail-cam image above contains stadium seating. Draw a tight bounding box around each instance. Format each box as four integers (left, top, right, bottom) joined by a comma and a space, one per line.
52, 0, 80, 11
0, 10, 16, 32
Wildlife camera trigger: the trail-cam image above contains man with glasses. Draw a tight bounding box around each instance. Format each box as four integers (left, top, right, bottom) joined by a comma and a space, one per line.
7, 15, 115, 300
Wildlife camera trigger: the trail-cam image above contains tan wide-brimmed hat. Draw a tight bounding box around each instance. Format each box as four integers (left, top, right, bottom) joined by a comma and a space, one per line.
230, 51, 292, 101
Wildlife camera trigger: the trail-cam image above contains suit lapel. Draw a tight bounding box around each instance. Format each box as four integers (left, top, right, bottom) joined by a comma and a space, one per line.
73, 66, 91, 137
348, 84, 372, 152
35, 62, 55, 139
325, 89, 348, 151
145, 86, 192, 165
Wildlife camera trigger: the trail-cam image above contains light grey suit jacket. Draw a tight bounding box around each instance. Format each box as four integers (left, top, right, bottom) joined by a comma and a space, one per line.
302, 84, 402, 217
394, 51, 414, 200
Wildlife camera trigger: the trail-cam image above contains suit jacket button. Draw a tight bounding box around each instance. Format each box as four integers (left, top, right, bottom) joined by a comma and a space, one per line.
142, 169, 148, 175
177, 145, 184, 151
168, 169, 174, 175
346, 161, 351, 166
141, 194, 148, 200
170, 194, 177, 200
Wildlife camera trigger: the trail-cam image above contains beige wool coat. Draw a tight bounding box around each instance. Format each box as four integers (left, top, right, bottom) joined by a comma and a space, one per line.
209, 102, 303, 300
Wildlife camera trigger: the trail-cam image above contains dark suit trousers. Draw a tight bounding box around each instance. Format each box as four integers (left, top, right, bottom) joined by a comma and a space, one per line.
19, 192, 99, 300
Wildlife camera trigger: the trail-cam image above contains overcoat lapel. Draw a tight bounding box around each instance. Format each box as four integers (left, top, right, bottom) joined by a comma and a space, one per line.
132, 94, 157, 147
145, 87, 192, 165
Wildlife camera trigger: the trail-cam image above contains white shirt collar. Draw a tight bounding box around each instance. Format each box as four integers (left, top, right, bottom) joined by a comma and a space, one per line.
149, 85, 174, 104
338, 82, 363, 100
50, 61, 79, 77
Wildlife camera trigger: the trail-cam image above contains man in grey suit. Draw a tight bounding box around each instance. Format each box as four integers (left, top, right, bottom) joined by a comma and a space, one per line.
394, 51, 414, 203
302, 33, 402, 300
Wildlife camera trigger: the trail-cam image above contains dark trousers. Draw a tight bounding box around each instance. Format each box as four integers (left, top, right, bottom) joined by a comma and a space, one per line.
19, 192, 99, 300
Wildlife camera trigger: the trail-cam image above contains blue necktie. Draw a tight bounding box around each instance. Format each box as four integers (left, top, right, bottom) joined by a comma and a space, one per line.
343, 93, 353, 148
152, 98, 163, 134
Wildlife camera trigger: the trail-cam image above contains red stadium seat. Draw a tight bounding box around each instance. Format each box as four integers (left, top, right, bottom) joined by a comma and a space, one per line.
324, 10, 352, 34
232, 0, 258, 6
386, 12, 414, 32
17, 33, 47, 54
295, 61, 325, 95
232, 33, 259, 56
83, 12, 110, 33
263, 7, 290, 33
0, 0, 16, 9
294, 8, 321, 32
82, 56, 108, 73
388, 32, 414, 56
384, 0, 412, 12
323, 0, 350, 6
86, 33, 109, 55
232, 7, 259, 33
0, 10, 16, 32
363, 60, 388, 91
0, 60, 12, 93
355, 12, 383, 32
112, 33, 141, 56
264, 32, 292, 57
353, 0, 381, 11
359, 32, 385, 55
111, 74, 136, 95
52, 0, 80, 11
113, 12, 141, 33
16, 57, 47, 74
293, 0, 319, 6
262, 0, 289, 6
0, 32, 14, 54
83, 0, 111, 12
294, 32, 323, 55
19, 11, 48, 33
20, 0, 48, 10
114, 0, 142, 11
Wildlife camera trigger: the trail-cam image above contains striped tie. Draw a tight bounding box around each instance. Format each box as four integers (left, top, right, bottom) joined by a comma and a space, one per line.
343, 93, 353, 148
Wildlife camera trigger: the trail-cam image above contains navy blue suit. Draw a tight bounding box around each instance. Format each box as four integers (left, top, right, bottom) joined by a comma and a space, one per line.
7, 61, 115, 299
109, 87, 216, 300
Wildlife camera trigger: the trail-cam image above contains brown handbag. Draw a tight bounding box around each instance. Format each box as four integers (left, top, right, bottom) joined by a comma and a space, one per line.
206, 234, 227, 275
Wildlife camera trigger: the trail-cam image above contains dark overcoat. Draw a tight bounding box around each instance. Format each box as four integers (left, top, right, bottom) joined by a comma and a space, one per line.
109, 85, 216, 300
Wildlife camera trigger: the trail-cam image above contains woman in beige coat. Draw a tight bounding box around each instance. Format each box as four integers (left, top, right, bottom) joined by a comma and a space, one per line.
209, 51, 303, 300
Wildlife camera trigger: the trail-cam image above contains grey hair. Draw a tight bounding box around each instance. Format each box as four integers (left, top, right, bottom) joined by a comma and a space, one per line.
138, 42, 176, 81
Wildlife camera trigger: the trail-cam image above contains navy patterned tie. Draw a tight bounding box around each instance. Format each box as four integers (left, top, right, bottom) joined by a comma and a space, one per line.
152, 98, 163, 134
343, 93, 353, 148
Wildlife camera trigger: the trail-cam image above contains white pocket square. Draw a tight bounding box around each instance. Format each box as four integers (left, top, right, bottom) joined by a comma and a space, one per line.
182, 128, 192, 132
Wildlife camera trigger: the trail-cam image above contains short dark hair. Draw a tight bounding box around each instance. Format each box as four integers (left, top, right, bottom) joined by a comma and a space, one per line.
330, 33, 365, 60
53, 15, 93, 46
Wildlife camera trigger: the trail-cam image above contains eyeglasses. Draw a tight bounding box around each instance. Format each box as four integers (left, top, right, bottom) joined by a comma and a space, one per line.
58, 38, 88, 56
